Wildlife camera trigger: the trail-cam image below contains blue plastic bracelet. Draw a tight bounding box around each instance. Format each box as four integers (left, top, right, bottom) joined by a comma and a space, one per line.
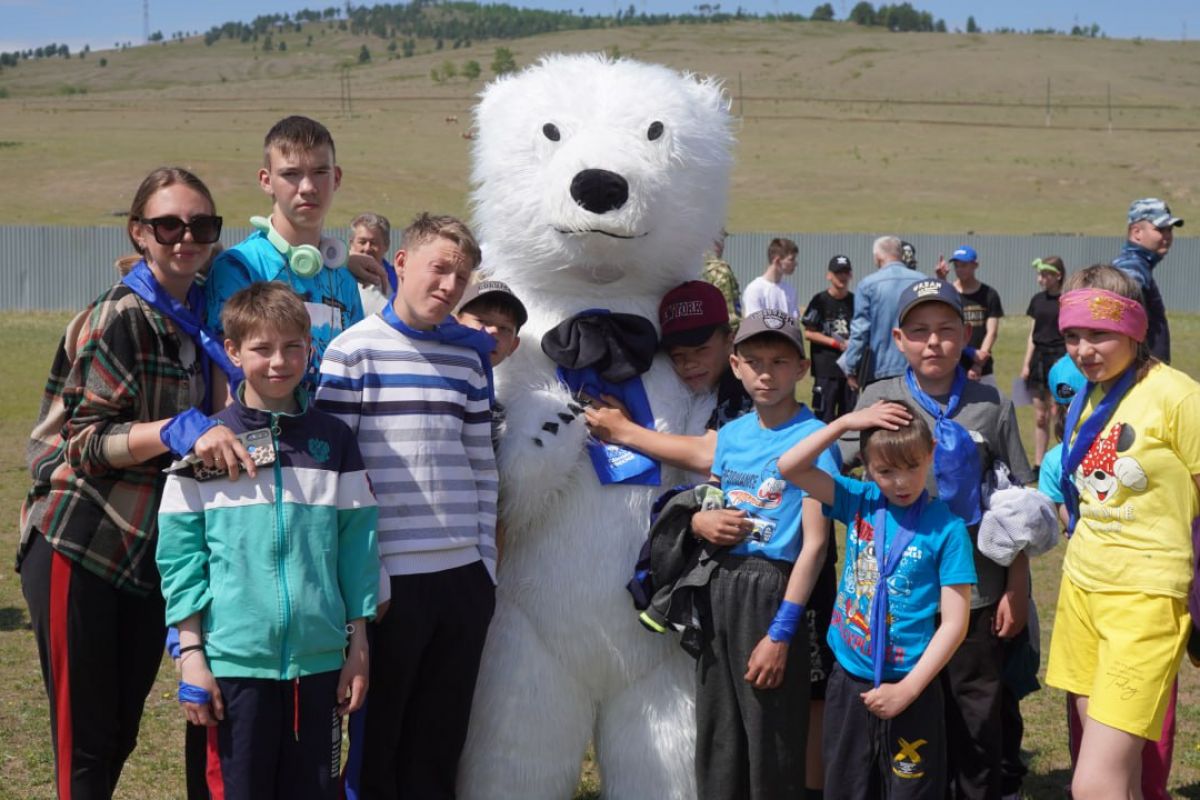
177, 681, 212, 705
767, 600, 806, 644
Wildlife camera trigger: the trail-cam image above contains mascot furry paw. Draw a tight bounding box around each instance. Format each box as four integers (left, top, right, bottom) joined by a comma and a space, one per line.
457, 54, 734, 799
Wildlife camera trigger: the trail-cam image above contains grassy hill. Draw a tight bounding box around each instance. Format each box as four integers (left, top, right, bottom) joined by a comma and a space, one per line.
0, 16, 1198, 232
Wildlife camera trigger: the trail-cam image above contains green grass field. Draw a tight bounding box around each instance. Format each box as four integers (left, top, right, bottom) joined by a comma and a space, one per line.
2, 311, 1200, 798
0, 19, 1198, 234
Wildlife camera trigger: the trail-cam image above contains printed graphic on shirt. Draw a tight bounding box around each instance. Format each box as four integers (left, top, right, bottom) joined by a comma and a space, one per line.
1072, 422, 1147, 530
723, 459, 787, 544
892, 737, 928, 779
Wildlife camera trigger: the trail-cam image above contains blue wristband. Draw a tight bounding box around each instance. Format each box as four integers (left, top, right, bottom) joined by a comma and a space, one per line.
165, 627, 181, 660
177, 681, 212, 705
160, 407, 218, 459
767, 600, 806, 644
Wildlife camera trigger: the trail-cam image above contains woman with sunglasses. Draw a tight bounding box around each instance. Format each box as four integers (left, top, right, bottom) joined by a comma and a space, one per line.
18, 167, 251, 799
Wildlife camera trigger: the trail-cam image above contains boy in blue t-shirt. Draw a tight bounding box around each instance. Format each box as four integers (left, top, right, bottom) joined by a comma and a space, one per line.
206, 116, 365, 399
689, 310, 837, 800
780, 399, 976, 799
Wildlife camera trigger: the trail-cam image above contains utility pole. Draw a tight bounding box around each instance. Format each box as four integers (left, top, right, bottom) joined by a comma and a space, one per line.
1045, 77, 1051, 127
143, 0, 150, 42
339, 65, 352, 118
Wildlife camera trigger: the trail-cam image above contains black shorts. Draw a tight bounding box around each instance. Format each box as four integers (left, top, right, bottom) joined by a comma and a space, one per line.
807, 532, 838, 700
1025, 344, 1066, 392
811, 374, 857, 423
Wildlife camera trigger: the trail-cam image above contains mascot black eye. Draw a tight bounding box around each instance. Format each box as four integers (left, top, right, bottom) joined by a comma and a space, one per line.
647, 121, 664, 141
542, 123, 561, 142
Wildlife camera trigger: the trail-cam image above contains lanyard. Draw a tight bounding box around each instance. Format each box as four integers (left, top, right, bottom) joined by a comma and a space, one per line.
1059, 368, 1136, 535
121, 260, 242, 412
869, 491, 927, 687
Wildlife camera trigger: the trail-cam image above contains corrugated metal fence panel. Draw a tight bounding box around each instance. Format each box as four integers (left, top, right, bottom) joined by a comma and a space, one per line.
1, 226, 1196, 312
723, 233, 1200, 316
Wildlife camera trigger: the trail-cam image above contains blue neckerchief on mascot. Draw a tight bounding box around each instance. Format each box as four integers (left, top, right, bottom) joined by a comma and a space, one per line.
904, 366, 981, 525
1059, 368, 1135, 536
379, 302, 497, 405
870, 491, 927, 687
122, 260, 243, 411
542, 310, 661, 486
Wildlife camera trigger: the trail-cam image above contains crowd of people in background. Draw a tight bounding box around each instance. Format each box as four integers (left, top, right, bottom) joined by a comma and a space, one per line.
14, 108, 1198, 800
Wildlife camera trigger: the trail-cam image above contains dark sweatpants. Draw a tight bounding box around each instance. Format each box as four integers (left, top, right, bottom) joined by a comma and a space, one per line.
696, 555, 809, 800
942, 603, 1005, 800
823, 662, 946, 799
811, 374, 858, 424
205, 672, 342, 800
351, 561, 495, 800
20, 531, 166, 800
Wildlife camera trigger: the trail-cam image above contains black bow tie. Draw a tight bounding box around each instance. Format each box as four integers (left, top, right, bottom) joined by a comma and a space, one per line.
541, 311, 659, 383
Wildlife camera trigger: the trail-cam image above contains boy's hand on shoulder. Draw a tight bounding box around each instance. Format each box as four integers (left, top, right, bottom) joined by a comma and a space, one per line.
691, 508, 750, 546
194, 425, 256, 480
347, 253, 387, 289
842, 401, 912, 434
745, 636, 788, 690
860, 682, 916, 720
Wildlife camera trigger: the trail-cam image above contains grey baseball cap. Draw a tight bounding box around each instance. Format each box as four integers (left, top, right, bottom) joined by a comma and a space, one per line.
1128, 198, 1184, 229
733, 310, 806, 359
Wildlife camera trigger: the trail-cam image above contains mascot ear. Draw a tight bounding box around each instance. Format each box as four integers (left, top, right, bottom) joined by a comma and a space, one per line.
683, 74, 731, 115
1116, 423, 1136, 453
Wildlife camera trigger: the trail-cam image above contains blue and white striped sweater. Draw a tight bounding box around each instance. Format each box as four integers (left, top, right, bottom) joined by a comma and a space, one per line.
317, 314, 498, 582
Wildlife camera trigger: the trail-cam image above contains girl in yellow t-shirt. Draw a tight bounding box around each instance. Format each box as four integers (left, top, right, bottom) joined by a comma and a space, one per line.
1046, 264, 1200, 800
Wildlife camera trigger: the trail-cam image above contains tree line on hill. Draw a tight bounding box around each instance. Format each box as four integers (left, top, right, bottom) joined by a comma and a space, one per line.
0, 1, 1106, 78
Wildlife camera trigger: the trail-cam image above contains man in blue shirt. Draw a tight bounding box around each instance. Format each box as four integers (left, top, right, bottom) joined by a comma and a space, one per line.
1112, 197, 1184, 363
838, 235, 925, 389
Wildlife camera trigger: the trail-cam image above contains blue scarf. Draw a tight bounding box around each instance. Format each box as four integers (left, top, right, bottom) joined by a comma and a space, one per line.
1059, 368, 1136, 536
870, 492, 927, 687
121, 260, 242, 412
380, 302, 496, 406
905, 367, 982, 526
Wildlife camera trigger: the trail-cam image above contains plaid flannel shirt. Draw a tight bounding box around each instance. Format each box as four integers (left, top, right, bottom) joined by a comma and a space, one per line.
18, 284, 203, 595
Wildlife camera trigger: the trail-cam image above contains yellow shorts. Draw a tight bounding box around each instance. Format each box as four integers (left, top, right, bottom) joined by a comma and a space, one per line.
1045, 574, 1190, 739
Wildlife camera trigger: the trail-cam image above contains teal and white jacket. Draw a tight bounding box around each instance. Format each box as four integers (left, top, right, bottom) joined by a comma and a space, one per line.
157, 389, 379, 680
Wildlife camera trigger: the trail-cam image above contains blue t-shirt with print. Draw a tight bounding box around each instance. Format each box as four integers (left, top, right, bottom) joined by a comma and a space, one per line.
206, 231, 365, 397
1038, 443, 1065, 504
824, 473, 976, 682
711, 405, 839, 563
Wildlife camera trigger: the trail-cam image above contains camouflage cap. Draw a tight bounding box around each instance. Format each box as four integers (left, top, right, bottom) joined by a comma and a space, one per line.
1128, 198, 1184, 229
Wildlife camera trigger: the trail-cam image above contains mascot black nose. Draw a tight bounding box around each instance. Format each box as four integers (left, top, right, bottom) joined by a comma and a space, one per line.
570, 169, 629, 214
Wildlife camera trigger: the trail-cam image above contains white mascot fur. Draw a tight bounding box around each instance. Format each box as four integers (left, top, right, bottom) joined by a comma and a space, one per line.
457, 54, 734, 799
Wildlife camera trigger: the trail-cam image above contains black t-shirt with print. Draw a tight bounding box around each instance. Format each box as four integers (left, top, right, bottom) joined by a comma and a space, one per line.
801, 290, 855, 378
958, 283, 1003, 376
1026, 290, 1063, 349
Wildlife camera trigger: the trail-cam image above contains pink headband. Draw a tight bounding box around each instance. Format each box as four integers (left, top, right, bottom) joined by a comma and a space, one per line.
1058, 288, 1147, 342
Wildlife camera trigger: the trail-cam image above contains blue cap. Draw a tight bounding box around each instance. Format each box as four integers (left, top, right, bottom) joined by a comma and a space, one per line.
1128, 197, 1183, 229
897, 278, 964, 325
1048, 355, 1087, 405
949, 245, 978, 263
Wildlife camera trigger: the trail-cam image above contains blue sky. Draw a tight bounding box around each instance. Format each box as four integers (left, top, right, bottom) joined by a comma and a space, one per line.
0, 0, 1193, 53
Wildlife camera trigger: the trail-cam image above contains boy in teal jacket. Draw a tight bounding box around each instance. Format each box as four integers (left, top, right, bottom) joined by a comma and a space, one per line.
157, 282, 379, 800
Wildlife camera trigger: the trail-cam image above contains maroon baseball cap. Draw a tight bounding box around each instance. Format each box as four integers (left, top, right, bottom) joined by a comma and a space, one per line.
659, 281, 729, 348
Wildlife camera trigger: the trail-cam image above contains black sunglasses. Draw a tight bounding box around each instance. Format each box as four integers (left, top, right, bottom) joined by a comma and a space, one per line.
138, 215, 223, 245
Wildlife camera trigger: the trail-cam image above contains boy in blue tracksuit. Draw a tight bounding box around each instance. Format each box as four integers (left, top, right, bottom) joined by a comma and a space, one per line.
206, 115, 364, 399
157, 282, 379, 800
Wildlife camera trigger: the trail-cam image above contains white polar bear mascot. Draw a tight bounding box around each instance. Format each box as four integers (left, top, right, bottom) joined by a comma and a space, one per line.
457, 54, 734, 799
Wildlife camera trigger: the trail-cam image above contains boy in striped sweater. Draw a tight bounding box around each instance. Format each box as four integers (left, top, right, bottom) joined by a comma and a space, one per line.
317, 213, 498, 799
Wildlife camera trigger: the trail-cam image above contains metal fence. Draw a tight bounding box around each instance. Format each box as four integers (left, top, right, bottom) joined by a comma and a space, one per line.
0, 225, 1196, 313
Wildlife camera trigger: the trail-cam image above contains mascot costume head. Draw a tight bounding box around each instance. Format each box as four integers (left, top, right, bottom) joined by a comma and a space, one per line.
458, 54, 734, 800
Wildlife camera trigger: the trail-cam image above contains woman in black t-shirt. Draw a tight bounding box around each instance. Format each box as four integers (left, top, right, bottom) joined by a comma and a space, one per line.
1020, 256, 1066, 469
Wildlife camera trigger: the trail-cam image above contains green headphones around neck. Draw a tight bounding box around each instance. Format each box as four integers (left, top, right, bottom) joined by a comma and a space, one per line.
250, 216, 348, 279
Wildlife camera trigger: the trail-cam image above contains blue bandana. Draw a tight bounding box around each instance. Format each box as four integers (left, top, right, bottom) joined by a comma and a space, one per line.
1059, 368, 1136, 536
380, 301, 496, 406
870, 492, 927, 687
121, 260, 242, 412
905, 367, 982, 525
